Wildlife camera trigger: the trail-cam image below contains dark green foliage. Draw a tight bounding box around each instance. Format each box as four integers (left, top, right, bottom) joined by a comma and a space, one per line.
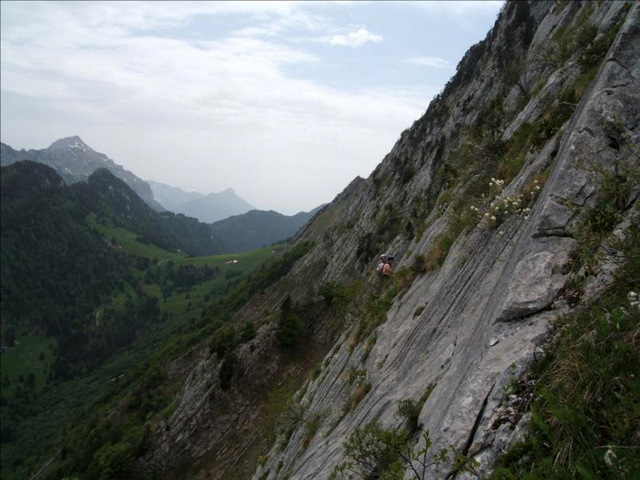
201, 241, 313, 327
210, 208, 319, 253
0, 159, 65, 197
48, 362, 165, 480
353, 282, 400, 344
570, 168, 634, 283
443, 40, 487, 96
277, 295, 304, 348
240, 322, 257, 343
578, 21, 619, 71
537, 86, 578, 141
1, 238, 308, 480
356, 232, 377, 264
74, 169, 224, 256
335, 421, 408, 480
395, 157, 415, 185
0, 162, 222, 365
492, 293, 640, 479
211, 327, 237, 359
1, 161, 315, 479
1, 163, 165, 377
583, 172, 631, 235
318, 281, 357, 310
377, 205, 402, 237
397, 386, 434, 436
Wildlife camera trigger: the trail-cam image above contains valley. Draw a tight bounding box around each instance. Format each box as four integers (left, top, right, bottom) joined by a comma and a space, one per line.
1, 1, 638, 479
0, 161, 308, 478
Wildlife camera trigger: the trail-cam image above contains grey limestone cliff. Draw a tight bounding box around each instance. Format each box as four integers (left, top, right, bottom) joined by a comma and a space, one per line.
255, 1, 639, 478
140, 2, 639, 479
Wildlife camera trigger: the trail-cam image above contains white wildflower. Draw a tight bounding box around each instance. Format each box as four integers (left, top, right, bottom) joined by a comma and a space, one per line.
604, 448, 617, 468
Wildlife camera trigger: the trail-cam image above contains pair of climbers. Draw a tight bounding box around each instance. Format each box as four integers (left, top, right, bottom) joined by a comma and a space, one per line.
376, 254, 394, 277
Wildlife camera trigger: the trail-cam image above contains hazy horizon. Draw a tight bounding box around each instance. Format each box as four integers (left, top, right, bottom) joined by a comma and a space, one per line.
1, 1, 503, 215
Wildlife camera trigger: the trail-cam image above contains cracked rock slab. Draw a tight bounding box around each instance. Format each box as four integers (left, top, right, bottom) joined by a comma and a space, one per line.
499, 238, 576, 321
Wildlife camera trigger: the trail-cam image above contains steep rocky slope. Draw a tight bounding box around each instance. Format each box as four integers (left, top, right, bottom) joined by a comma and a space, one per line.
139, 2, 638, 478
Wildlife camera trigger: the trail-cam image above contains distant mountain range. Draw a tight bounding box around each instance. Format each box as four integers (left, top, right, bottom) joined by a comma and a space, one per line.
146, 180, 205, 211
1, 137, 164, 211
149, 180, 323, 252
1, 160, 224, 257
1, 137, 323, 253
148, 180, 254, 224
210, 207, 323, 253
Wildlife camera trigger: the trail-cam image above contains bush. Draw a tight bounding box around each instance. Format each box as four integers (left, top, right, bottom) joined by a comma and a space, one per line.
423, 232, 455, 271
397, 386, 435, 436
332, 422, 408, 480
277, 295, 304, 348
318, 281, 357, 310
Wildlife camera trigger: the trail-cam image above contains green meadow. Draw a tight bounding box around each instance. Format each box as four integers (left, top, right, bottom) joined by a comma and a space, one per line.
1, 334, 57, 396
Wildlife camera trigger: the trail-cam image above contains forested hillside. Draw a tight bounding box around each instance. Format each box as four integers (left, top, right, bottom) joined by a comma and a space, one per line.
0, 161, 312, 478
210, 207, 323, 253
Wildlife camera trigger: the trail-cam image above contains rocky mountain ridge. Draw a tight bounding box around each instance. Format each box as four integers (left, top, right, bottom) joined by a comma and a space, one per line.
0, 136, 164, 211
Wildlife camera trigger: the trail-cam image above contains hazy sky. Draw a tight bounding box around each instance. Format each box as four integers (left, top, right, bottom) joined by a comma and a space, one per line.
1, 1, 503, 214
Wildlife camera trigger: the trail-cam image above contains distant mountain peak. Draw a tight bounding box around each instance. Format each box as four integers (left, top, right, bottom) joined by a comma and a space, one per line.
2, 137, 164, 211
48, 136, 92, 153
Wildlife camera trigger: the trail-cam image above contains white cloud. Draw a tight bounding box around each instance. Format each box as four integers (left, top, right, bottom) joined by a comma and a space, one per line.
403, 0, 505, 29
0, 2, 423, 214
229, 10, 331, 38
329, 28, 383, 47
1, 0, 504, 213
404, 56, 451, 69
404, 1, 504, 15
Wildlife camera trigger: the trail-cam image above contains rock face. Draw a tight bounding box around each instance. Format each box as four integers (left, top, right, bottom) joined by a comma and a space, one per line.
141, 2, 639, 479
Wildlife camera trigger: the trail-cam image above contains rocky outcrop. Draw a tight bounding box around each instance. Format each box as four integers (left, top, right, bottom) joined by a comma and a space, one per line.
141, 2, 639, 479
251, 2, 638, 479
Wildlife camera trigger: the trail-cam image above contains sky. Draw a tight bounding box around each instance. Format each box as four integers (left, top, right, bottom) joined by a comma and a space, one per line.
1, 1, 503, 215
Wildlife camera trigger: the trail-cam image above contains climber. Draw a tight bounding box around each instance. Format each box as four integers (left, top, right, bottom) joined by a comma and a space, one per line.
376, 254, 387, 276
382, 256, 394, 277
